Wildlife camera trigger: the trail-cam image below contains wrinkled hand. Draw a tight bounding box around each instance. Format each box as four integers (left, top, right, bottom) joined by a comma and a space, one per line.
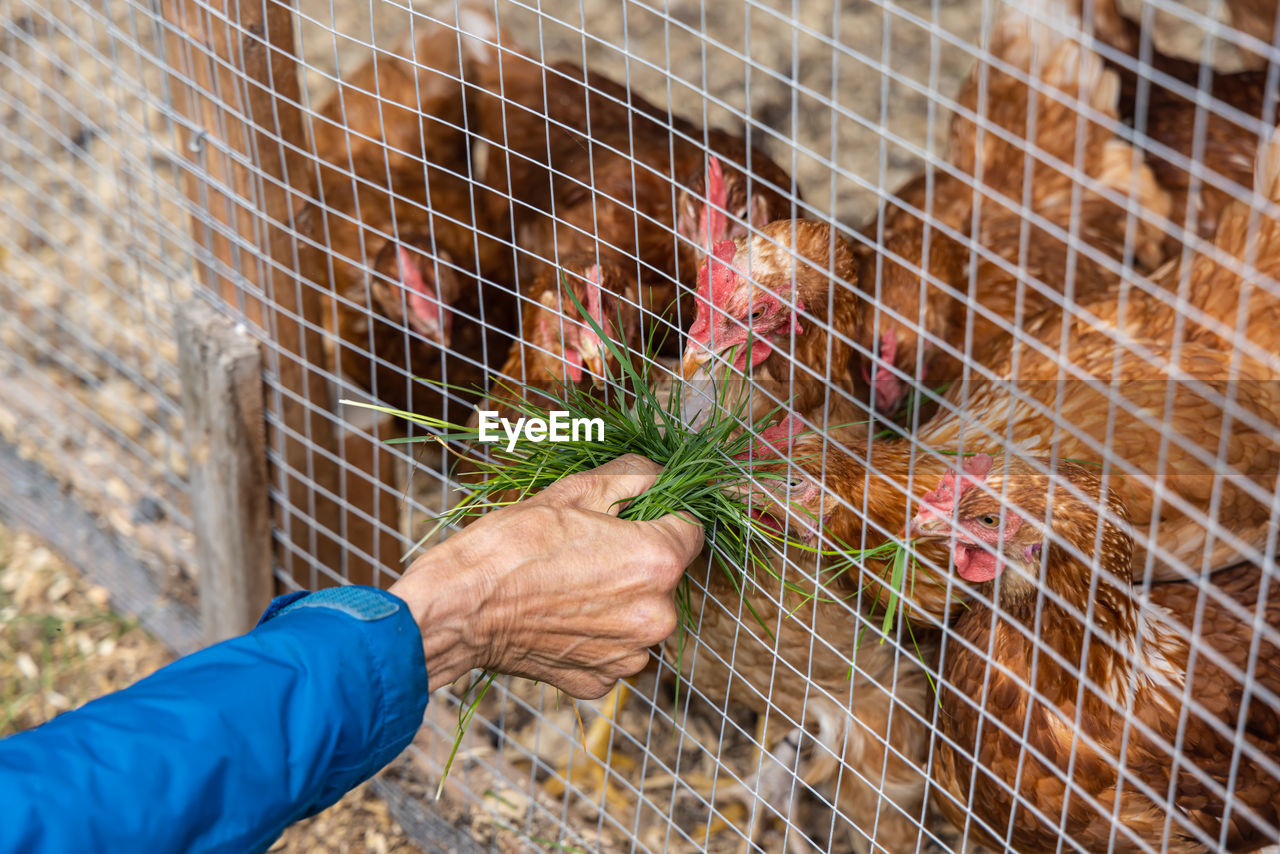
389, 454, 704, 699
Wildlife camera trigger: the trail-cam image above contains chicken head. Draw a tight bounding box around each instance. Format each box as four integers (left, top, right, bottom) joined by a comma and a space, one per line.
729, 417, 828, 544
528, 263, 638, 385
680, 239, 805, 378
909, 455, 1136, 601
369, 239, 462, 347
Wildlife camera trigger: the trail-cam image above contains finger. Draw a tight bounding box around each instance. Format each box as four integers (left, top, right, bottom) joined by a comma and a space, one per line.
543, 453, 661, 516
614, 650, 652, 681
642, 512, 706, 574
559, 674, 613, 701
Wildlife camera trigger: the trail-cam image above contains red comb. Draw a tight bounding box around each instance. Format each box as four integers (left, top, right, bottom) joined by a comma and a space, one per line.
583, 264, 604, 330
919, 453, 993, 516
398, 246, 423, 293
962, 453, 994, 480
735, 414, 806, 460
699, 157, 728, 249
689, 240, 740, 342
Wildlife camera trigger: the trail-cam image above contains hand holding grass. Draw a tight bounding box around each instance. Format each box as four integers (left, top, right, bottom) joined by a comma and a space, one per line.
388, 454, 704, 699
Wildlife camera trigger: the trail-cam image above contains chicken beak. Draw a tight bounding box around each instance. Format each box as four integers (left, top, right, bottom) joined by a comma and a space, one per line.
680, 346, 711, 380
579, 342, 606, 388
587, 362, 607, 388
906, 513, 950, 542
678, 360, 720, 429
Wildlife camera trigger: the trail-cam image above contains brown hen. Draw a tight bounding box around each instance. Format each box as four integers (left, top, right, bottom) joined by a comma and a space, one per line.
908, 454, 1280, 852
456, 5, 796, 347
1089, 0, 1275, 252
304, 23, 516, 415
856, 3, 1171, 418
740, 128, 1280, 605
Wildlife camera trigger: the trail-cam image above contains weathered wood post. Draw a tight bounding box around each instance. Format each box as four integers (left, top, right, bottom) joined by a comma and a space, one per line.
158, 0, 399, 596
176, 301, 273, 642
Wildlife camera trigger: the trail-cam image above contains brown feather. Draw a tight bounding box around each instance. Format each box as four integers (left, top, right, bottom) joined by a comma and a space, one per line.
460, 10, 795, 350
855, 11, 1172, 419
672, 551, 936, 852
1089, 0, 1277, 251
303, 23, 516, 416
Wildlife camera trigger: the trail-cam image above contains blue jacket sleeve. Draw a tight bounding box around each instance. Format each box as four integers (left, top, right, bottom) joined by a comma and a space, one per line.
0, 586, 429, 854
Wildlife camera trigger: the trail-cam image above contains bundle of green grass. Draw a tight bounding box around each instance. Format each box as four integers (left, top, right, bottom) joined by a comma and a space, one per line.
343, 297, 931, 785
344, 309, 918, 639
346, 333, 792, 583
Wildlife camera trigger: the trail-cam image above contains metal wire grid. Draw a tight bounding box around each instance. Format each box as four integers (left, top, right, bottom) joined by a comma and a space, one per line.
0, 0, 197, 541
276, 1, 1279, 850
276, 2, 971, 849
1, 0, 1278, 849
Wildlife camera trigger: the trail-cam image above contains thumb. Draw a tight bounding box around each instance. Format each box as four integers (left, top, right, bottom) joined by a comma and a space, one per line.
540, 453, 662, 516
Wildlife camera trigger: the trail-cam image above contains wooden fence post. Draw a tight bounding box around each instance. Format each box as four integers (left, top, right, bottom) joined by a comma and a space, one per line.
158, 0, 399, 593
177, 300, 274, 642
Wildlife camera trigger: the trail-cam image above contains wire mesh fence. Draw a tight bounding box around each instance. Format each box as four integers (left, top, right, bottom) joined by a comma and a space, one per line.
1, 0, 1279, 850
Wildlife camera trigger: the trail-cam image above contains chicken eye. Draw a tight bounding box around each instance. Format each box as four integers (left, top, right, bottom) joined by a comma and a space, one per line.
749, 307, 765, 321
978, 514, 1000, 527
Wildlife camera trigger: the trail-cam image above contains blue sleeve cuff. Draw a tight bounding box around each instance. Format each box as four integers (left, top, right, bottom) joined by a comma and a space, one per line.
252, 586, 431, 812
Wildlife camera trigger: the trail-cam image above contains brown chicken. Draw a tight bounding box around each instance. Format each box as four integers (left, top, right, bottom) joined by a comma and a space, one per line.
1088, 0, 1275, 252
1018, 132, 1280, 389
736, 115, 1280, 610
456, 5, 796, 346
304, 23, 516, 415
740, 336, 1278, 616
854, 177, 970, 417
743, 310, 1280, 617
855, 3, 1171, 417
1000, 133, 1280, 566
474, 257, 641, 422
677, 219, 863, 433
907, 454, 1280, 852
673, 551, 936, 853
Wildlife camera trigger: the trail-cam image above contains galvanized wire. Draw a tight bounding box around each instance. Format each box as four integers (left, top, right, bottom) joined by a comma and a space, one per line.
1, 0, 1278, 850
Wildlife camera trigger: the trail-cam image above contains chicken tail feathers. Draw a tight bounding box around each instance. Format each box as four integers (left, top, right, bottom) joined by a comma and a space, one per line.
1039, 29, 1117, 120
1213, 129, 1280, 260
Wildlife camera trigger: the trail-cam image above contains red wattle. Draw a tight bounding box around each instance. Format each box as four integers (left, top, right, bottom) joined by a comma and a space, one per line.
954, 543, 1001, 582
736, 339, 773, 370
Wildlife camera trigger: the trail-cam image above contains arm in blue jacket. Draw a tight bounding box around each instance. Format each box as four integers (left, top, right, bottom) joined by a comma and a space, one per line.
0, 586, 429, 854
0, 454, 703, 854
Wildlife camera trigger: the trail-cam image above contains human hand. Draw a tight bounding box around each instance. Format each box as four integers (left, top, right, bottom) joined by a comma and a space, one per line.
388, 454, 705, 698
